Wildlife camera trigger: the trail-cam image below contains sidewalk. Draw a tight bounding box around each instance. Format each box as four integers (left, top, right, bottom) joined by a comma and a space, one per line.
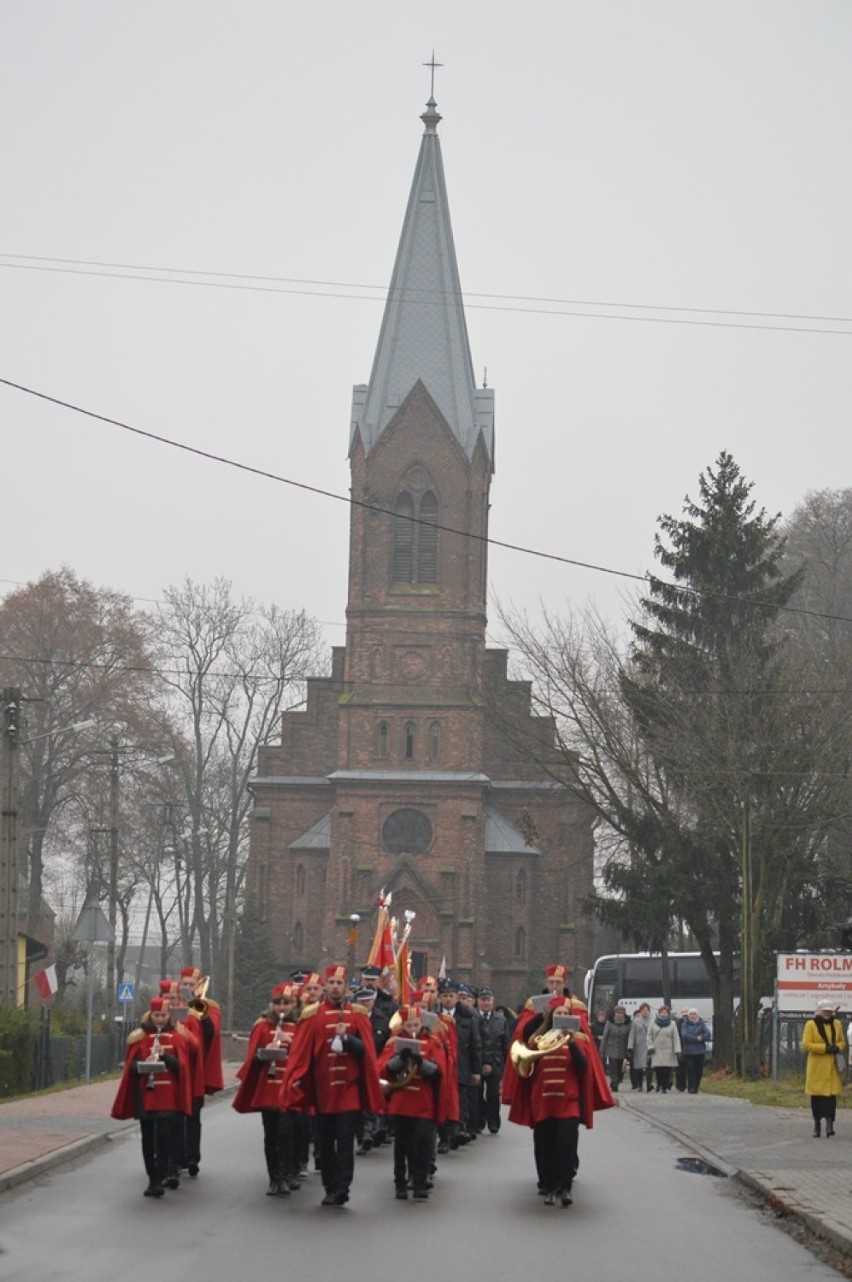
617, 1088, 852, 1258
0, 1059, 243, 1195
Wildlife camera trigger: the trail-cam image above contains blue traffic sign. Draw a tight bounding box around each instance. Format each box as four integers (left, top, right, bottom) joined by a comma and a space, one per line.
117, 982, 135, 1003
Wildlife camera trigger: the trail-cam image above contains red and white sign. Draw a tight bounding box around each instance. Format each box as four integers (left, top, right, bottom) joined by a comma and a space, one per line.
776, 953, 852, 1013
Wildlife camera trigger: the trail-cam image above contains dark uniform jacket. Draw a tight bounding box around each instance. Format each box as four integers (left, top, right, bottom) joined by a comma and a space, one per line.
451, 1002, 483, 1084
479, 1008, 510, 1075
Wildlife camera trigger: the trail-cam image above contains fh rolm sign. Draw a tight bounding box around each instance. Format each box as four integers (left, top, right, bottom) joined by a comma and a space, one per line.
776, 952, 852, 1013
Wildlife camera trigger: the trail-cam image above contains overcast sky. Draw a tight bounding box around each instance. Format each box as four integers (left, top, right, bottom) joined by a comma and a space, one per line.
2, 2, 850, 654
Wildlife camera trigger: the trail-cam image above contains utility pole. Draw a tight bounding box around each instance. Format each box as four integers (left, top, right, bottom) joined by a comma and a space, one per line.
105, 735, 120, 1025
0, 688, 20, 1004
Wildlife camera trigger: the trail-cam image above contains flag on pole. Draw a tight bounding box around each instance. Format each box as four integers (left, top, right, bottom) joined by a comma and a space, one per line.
395, 939, 411, 1005
33, 964, 58, 999
438, 955, 447, 980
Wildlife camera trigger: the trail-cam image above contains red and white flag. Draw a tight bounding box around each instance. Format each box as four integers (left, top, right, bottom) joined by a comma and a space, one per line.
33, 964, 58, 999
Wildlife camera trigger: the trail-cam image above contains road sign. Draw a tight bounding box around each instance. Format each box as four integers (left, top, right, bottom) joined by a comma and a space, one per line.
117, 982, 135, 1004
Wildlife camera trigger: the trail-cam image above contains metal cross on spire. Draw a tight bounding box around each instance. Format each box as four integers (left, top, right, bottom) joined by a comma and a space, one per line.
423, 51, 443, 99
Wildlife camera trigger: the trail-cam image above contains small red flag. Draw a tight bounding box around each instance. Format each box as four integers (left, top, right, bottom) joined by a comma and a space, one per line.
33, 964, 58, 999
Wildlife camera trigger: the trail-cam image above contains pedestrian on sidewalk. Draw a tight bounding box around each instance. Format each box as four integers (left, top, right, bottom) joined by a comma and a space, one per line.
599, 1004, 630, 1092
803, 1001, 847, 1138
647, 1005, 681, 1094
680, 1008, 711, 1094
627, 1003, 652, 1091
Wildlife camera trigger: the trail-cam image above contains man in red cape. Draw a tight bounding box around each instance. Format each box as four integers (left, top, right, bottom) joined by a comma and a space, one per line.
378, 1003, 445, 1201
280, 963, 385, 1207
233, 982, 300, 1195
111, 996, 193, 1198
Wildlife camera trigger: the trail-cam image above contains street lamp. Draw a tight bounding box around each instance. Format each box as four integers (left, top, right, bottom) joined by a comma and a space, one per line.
347, 914, 361, 977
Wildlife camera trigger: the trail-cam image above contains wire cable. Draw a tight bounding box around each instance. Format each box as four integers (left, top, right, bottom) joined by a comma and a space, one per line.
1, 375, 851, 630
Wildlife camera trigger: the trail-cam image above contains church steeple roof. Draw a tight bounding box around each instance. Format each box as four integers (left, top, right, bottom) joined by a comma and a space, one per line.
350, 97, 494, 465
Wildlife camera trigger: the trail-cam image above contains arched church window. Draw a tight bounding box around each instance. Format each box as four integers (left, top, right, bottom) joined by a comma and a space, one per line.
515, 869, 528, 904
296, 864, 306, 897
404, 721, 416, 761
514, 926, 527, 959
293, 921, 304, 954
377, 721, 389, 761
392, 492, 415, 583
418, 491, 439, 583
429, 721, 440, 762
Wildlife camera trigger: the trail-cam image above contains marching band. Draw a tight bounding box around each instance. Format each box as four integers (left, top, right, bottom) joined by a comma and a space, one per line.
112, 962, 615, 1204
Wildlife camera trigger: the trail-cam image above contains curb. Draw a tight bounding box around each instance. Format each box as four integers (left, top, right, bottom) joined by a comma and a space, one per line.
617, 1096, 852, 1261
0, 1076, 241, 1197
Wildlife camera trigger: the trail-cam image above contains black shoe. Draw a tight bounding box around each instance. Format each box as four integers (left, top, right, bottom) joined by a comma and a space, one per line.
395, 1187, 409, 1200
827, 1123, 836, 1137
144, 1182, 165, 1198
321, 1192, 337, 1206
288, 1178, 302, 1191
333, 1190, 349, 1206
560, 1188, 573, 1207
544, 1191, 556, 1206
163, 1174, 180, 1190
488, 1126, 500, 1134
187, 1163, 199, 1178
356, 1145, 371, 1156
413, 1188, 429, 1200
813, 1122, 822, 1138
437, 1140, 450, 1154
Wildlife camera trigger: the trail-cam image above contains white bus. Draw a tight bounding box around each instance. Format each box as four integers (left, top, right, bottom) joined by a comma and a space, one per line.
584, 952, 739, 1030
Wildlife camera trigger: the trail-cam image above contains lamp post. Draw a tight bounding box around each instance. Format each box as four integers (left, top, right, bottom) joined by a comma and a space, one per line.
347, 914, 361, 978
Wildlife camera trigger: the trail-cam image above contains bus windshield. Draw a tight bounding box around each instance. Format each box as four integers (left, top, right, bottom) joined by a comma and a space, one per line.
585, 953, 735, 1027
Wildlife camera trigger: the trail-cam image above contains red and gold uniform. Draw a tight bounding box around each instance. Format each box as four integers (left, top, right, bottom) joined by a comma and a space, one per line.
280, 964, 385, 1206
508, 996, 611, 1206
111, 998, 192, 1198
234, 983, 300, 1195
378, 1005, 443, 1200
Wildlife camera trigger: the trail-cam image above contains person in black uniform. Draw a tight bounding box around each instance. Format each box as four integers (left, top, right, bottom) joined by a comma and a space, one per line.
477, 987, 509, 1134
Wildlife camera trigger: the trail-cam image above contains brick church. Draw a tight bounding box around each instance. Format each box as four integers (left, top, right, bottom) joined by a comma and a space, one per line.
247, 94, 594, 1002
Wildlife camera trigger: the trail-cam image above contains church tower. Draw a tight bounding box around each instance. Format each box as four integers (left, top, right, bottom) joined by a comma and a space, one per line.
249, 96, 593, 999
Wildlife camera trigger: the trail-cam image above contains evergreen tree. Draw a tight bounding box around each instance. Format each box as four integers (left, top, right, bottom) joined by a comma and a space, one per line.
231, 896, 281, 1029
621, 452, 804, 1070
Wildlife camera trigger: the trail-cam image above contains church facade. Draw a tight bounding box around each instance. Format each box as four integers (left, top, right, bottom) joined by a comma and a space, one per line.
247, 96, 594, 1003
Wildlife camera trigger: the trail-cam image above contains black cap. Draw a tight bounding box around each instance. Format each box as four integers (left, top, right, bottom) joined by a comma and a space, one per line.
361, 965, 382, 979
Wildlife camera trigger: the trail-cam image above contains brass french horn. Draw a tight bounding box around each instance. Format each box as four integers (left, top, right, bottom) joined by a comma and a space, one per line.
510, 1026, 574, 1078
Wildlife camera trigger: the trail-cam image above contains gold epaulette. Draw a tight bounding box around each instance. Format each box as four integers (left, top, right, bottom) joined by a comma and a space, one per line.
175, 1023, 191, 1039
188, 1007, 201, 1021
351, 1003, 368, 1015
206, 997, 221, 1010
127, 1029, 145, 1046
524, 998, 534, 1012
299, 1002, 319, 1021
570, 997, 588, 1012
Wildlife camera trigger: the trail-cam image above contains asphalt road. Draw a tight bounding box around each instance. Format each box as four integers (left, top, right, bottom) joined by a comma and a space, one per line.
0, 1103, 842, 1281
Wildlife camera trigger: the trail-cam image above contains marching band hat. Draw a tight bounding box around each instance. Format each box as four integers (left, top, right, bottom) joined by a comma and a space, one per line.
301, 972, 322, 987
361, 964, 382, 978
439, 978, 459, 993
180, 966, 200, 980
478, 986, 494, 997
158, 979, 176, 997
545, 964, 569, 980
149, 996, 166, 1012
458, 983, 474, 996
397, 1004, 422, 1025
421, 974, 438, 987
271, 982, 297, 999
325, 963, 347, 981
354, 987, 375, 1003
290, 969, 308, 984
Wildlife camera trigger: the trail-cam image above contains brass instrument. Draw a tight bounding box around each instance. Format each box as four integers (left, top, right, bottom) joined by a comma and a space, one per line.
510, 1026, 573, 1079
265, 1013, 291, 1077
188, 975, 210, 1016
144, 1031, 164, 1089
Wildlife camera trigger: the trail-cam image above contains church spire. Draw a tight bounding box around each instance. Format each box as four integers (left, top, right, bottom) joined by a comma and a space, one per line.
350, 94, 494, 465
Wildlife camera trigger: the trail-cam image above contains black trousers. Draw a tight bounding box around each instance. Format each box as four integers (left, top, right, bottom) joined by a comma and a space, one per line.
140, 1112, 182, 1185
479, 1071, 503, 1131
316, 1110, 359, 1196
182, 1097, 203, 1166
393, 1117, 435, 1191
654, 1066, 673, 1092
532, 1117, 579, 1193
261, 1109, 296, 1180
811, 1095, 837, 1123
684, 1054, 705, 1092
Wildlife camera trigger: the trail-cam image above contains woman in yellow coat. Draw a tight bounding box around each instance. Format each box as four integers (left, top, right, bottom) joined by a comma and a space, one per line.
803, 1000, 846, 1138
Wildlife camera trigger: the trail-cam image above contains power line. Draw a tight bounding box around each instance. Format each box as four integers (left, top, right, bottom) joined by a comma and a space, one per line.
2, 375, 851, 630
2, 253, 851, 337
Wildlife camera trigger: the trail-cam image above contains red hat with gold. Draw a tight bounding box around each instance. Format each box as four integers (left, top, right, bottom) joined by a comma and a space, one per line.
180, 966, 200, 981
397, 1004, 422, 1025
159, 979, 178, 998
324, 964, 347, 981
545, 964, 569, 980
149, 996, 167, 1013
271, 983, 297, 1000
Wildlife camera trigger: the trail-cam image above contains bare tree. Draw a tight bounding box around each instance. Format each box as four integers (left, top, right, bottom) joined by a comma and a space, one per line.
153, 579, 322, 1015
